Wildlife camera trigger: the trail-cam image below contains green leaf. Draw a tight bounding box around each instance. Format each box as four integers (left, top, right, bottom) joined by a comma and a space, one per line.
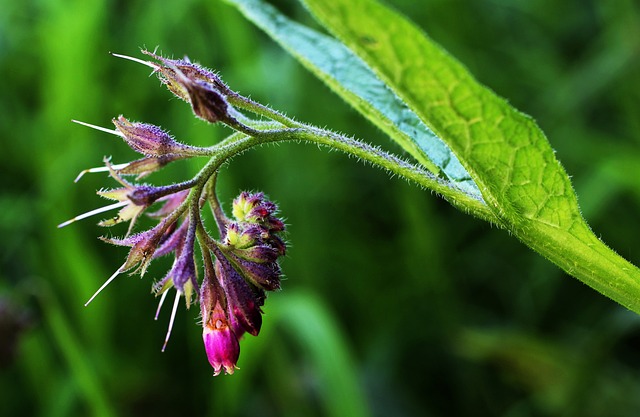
294, 0, 640, 313
231, 0, 640, 313
224, 0, 482, 200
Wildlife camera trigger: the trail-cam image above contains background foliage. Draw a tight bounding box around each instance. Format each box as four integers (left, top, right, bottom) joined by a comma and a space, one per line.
1, 0, 639, 416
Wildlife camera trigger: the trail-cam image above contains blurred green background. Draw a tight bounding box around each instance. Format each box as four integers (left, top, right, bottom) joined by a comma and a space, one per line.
1, 0, 640, 416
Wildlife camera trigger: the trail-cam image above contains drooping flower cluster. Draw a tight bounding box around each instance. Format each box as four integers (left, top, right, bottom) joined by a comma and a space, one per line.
60, 50, 287, 375
201, 192, 286, 375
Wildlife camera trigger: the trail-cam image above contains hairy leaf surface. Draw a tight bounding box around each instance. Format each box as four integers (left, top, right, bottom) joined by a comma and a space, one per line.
230, 0, 640, 313
225, 0, 482, 201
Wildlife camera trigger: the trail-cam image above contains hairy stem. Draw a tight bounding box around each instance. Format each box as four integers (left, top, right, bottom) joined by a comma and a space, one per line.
195, 124, 499, 225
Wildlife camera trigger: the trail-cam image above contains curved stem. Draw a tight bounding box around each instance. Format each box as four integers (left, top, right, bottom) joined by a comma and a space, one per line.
227, 92, 302, 128
205, 171, 228, 235
196, 125, 500, 225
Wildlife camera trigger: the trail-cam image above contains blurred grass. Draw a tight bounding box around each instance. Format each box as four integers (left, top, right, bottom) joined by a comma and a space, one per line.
1, 0, 639, 416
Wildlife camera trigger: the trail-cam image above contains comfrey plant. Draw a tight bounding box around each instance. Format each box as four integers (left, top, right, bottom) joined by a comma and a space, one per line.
60, 52, 292, 375
62, 0, 640, 376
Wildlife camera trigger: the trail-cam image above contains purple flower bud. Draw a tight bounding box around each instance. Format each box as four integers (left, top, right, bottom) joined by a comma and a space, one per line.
231, 191, 261, 222
71, 119, 188, 180
102, 215, 176, 275
232, 244, 280, 263
136, 51, 232, 124
267, 234, 287, 257
225, 222, 267, 249
140, 50, 233, 101
200, 251, 225, 321
248, 200, 277, 221
112, 116, 194, 157
152, 219, 189, 259
215, 256, 263, 336
202, 302, 240, 376
154, 218, 198, 307
229, 253, 281, 291
263, 216, 285, 233
231, 192, 285, 233
186, 80, 231, 125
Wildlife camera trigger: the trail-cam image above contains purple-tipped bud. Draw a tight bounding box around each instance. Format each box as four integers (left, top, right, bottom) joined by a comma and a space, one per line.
102, 215, 177, 275
153, 219, 189, 259
232, 192, 262, 222
141, 50, 233, 99
154, 219, 198, 307
231, 192, 284, 232
267, 234, 287, 257
230, 254, 282, 291
232, 245, 280, 263
186, 80, 231, 124
225, 223, 267, 249
223, 222, 243, 247
263, 216, 285, 233
113, 116, 194, 157
203, 302, 240, 376
138, 51, 232, 124
215, 256, 263, 336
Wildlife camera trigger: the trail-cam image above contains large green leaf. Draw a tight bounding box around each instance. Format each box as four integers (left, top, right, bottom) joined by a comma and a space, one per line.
228, 0, 640, 313
224, 0, 482, 201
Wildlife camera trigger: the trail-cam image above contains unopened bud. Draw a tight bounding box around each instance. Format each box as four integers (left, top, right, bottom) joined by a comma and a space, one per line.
113, 116, 194, 157
140, 50, 233, 101
225, 223, 266, 249
154, 219, 198, 307
185, 80, 231, 124
137, 51, 233, 125
229, 253, 281, 291
214, 256, 264, 337
101, 215, 176, 275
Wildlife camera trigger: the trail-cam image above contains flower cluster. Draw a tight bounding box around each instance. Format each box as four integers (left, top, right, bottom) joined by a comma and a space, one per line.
61, 50, 287, 375
201, 192, 286, 375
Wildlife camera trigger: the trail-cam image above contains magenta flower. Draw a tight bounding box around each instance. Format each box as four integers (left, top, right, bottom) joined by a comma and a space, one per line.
202, 301, 240, 376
